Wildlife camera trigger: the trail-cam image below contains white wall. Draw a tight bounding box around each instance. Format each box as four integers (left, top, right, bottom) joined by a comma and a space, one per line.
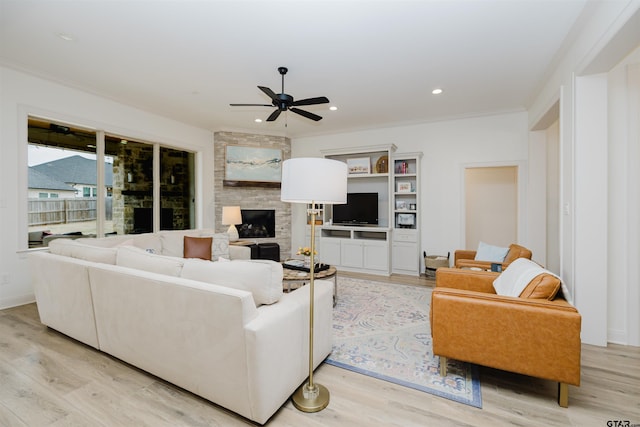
464, 166, 518, 249
291, 112, 534, 270
528, 1, 640, 346
574, 73, 609, 346
607, 51, 640, 346
0, 66, 214, 309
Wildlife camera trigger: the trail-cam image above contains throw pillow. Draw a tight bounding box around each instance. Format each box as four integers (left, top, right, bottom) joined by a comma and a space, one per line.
184, 236, 212, 260
203, 232, 230, 261
474, 241, 510, 262
518, 273, 561, 300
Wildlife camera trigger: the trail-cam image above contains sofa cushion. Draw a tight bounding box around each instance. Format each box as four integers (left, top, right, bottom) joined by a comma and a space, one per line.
131, 233, 162, 254
49, 239, 118, 264
180, 258, 283, 306
474, 241, 509, 262
159, 230, 201, 257
116, 246, 184, 277
184, 236, 212, 260
492, 258, 563, 300
518, 273, 561, 300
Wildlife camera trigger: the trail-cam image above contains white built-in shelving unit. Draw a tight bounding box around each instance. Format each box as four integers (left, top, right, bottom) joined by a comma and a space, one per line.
317, 144, 396, 275
391, 153, 422, 275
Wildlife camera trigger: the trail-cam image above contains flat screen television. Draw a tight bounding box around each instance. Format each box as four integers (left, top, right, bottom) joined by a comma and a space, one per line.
332, 192, 378, 226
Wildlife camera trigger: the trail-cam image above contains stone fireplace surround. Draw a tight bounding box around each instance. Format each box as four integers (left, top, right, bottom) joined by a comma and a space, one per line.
214, 131, 291, 260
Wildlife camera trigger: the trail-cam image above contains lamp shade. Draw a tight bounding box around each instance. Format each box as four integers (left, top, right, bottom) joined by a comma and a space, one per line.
221, 206, 242, 225
281, 158, 348, 205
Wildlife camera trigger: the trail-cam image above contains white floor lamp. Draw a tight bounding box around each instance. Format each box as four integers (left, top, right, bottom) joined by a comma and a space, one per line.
281, 157, 347, 413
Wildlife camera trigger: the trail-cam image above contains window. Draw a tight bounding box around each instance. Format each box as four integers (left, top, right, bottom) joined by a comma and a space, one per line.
27, 116, 196, 247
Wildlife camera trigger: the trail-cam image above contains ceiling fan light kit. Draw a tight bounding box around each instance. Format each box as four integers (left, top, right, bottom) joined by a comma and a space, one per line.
230, 67, 329, 122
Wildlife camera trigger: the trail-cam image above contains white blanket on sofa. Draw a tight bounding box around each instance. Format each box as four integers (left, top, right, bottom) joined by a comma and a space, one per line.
492, 258, 571, 304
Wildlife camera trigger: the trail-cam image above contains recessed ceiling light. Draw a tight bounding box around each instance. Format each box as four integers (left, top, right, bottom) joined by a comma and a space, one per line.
57, 33, 75, 41
254, 118, 263, 123
120, 139, 128, 145
432, 88, 443, 95
329, 106, 338, 111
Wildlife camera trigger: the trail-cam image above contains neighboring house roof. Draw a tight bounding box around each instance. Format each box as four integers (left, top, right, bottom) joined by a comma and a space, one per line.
31, 155, 113, 187
28, 168, 76, 192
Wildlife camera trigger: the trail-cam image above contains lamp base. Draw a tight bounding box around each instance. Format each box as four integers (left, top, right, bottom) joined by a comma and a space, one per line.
227, 224, 239, 242
291, 382, 330, 413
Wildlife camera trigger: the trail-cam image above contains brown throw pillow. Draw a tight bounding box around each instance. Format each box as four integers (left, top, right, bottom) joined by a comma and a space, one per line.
183, 236, 212, 260
519, 273, 561, 300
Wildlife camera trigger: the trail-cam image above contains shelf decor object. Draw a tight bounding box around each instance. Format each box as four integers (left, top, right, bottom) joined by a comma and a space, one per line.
397, 182, 412, 193
281, 157, 348, 413
375, 155, 389, 173
346, 157, 370, 175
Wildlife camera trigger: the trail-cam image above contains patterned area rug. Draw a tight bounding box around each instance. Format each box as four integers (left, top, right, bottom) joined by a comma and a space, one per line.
326, 277, 482, 408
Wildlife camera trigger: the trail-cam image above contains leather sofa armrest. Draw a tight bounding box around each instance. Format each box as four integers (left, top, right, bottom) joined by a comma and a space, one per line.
430, 288, 581, 386
454, 259, 497, 270
454, 249, 476, 264
435, 267, 498, 293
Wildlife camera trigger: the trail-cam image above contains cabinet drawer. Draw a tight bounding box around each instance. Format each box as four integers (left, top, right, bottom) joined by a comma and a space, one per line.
393, 231, 417, 243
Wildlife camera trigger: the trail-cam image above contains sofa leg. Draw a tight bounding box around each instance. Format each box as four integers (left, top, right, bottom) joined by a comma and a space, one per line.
558, 382, 569, 407
439, 356, 447, 377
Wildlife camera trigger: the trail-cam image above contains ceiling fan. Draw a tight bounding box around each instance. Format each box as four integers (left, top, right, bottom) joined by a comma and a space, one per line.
230, 67, 329, 122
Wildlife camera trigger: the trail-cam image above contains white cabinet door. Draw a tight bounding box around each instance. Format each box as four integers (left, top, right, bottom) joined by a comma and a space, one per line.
320, 238, 342, 266
392, 242, 419, 274
341, 240, 364, 267
364, 241, 389, 272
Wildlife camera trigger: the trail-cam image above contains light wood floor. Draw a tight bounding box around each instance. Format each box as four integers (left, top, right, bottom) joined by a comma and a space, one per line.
1, 272, 639, 426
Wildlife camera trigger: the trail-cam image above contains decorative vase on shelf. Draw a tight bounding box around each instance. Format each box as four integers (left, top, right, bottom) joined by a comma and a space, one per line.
304, 256, 311, 268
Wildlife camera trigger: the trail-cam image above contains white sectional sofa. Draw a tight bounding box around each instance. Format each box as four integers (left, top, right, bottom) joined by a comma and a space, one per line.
29, 229, 334, 425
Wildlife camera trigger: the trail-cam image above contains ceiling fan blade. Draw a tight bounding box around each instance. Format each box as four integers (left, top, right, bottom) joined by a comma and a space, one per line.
266, 109, 282, 122
290, 107, 322, 121
258, 86, 278, 102
291, 96, 330, 107
229, 103, 273, 107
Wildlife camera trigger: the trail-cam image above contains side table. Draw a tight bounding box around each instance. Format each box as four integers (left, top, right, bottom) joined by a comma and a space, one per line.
282, 264, 338, 306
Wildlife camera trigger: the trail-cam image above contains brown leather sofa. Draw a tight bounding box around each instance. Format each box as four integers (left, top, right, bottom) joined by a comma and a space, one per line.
454, 243, 532, 270
430, 267, 581, 407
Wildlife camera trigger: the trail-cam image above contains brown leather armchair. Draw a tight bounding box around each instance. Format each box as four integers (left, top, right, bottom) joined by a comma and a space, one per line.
454, 243, 532, 270
430, 267, 581, 407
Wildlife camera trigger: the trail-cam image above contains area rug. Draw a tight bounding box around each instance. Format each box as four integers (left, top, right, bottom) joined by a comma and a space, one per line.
326, 277, 482, 408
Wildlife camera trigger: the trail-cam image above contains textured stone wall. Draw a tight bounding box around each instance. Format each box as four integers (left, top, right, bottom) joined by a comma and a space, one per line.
214, 131, 291, 260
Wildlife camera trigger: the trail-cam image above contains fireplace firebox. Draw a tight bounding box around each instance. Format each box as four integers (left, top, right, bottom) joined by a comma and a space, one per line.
239, 209, 275, 238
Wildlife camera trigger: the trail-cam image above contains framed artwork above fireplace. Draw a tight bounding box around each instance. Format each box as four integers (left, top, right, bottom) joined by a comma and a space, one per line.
223, 145, 282, 188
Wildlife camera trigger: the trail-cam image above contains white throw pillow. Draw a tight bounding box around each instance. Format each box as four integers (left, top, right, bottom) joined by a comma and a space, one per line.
474, 241, 510, 262
116, 246, 184, 277
180, 258, 283, 306
207, 232, 230, 261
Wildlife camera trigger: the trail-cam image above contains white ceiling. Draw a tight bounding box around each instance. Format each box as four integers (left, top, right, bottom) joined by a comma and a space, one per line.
0, 0, 589, 138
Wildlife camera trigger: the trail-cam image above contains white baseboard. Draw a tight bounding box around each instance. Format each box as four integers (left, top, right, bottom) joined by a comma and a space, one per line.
0, 293, 35, 310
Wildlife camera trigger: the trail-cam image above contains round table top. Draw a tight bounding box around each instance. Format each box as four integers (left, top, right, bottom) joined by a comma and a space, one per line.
282, 264, 337, 281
